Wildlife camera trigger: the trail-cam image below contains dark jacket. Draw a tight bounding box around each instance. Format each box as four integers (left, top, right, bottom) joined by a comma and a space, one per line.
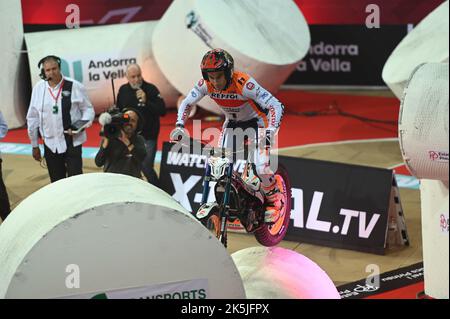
116, 81, 166, 141
95, 134, 147, 178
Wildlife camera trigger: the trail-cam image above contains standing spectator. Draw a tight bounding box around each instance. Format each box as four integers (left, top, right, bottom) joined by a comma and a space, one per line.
116, 63, 166, 186
26, 55, 95, 183
0, 110, 11, 221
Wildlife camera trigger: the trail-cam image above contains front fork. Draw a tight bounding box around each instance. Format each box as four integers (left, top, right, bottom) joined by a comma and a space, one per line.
200, 158, 233, 247
200, 163, 211, 205
218, 163, 234, 246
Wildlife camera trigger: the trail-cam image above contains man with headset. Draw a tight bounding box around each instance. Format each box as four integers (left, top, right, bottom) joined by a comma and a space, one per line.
26, 55, 95, 183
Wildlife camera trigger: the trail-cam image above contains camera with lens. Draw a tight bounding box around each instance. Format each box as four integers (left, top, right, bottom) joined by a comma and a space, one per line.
98, 108, 130, 139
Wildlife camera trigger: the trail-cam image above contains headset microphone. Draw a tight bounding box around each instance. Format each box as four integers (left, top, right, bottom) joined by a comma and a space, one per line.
38, 55, 62, 81
39, 67, 48, 81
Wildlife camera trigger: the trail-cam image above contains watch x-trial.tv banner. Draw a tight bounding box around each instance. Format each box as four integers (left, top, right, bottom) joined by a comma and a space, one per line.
159, 142, 393, 255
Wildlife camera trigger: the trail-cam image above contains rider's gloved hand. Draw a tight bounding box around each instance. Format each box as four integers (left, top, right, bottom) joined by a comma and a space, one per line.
261, 128, 276, 149
170, 124, 187, 143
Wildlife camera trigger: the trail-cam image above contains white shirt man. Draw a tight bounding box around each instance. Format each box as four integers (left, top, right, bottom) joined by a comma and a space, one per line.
26, 56, 95, 182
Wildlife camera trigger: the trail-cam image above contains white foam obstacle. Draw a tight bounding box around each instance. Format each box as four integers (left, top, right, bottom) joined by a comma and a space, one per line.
399, 62, 449, 299
398, 63, 449, 181
24, 21, 180, 111
420, 180, 449, 299
152, 0, 310, 114
231, 247, 340, 299
382, 1, 449, 99
0, 173, 245, 299
0, 0, 28, 128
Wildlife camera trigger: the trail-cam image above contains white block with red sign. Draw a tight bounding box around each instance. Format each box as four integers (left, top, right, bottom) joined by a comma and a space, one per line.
152, 0, 310, 115
398, 62, 448, 181
420, 180, 449, 299
0, 173, 245, 299
399, 61, 448, 299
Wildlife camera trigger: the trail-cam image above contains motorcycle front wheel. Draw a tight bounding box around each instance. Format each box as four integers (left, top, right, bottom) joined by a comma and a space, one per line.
204, 211, 228, 247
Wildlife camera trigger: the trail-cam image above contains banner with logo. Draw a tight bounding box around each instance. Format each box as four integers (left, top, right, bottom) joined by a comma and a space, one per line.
285, 25, 408, 87
280, 155, 406, 255
21, 0, 444, 89
22, 0, 443, 28
159, 142, 409, 254
337, 262, 424, 299
60, 278, 209, 299
21, 0, 171, 28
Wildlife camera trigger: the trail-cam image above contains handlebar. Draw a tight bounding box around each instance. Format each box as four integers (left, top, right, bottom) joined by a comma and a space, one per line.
171, 138, 258, 157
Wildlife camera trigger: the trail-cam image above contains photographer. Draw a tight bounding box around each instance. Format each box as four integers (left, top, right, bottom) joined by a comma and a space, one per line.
95, 109, 147, 179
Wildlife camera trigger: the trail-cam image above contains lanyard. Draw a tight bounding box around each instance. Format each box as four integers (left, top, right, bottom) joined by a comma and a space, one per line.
48, 79, 64, 112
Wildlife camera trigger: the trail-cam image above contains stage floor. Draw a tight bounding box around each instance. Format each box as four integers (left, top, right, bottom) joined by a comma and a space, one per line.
1, 140, 422, 289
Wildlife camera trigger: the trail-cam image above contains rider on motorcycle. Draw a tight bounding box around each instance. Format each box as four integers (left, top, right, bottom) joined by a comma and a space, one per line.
170, 48, 285, 224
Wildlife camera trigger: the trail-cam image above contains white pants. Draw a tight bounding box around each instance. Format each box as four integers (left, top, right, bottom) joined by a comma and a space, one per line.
219, 120, 276, 188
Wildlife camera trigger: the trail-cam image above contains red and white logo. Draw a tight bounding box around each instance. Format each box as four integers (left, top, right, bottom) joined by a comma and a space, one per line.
269, 107, 276, 126
428, 150, 449, 162
429, 151, 439, 161
440, 214, 449, 233
246, 82, 255, 90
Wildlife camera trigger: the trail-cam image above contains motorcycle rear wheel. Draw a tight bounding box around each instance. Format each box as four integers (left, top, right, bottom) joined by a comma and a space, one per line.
254, 164, 292, 247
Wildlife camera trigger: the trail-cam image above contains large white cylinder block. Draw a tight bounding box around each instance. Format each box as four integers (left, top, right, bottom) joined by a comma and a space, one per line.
152, 0, 310, 114
398, 62, 449, 181
382, 1, 449, 99
231, 247, 340, 299
1, 1, 28, 128
0, 173, 245, 299
420, 180, 449, 299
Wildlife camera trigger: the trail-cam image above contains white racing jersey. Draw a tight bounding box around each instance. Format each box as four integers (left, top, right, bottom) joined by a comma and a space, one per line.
176, 71, 284, 129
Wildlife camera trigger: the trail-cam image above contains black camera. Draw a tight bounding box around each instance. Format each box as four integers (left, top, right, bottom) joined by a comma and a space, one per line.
99, 109, 130, 139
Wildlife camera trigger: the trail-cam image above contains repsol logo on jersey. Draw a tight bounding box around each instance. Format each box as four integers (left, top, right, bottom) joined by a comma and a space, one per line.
210, 93, 239, 99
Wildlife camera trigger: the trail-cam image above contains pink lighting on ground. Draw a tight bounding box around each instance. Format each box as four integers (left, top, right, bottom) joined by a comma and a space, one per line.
232, 247, 340, 299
